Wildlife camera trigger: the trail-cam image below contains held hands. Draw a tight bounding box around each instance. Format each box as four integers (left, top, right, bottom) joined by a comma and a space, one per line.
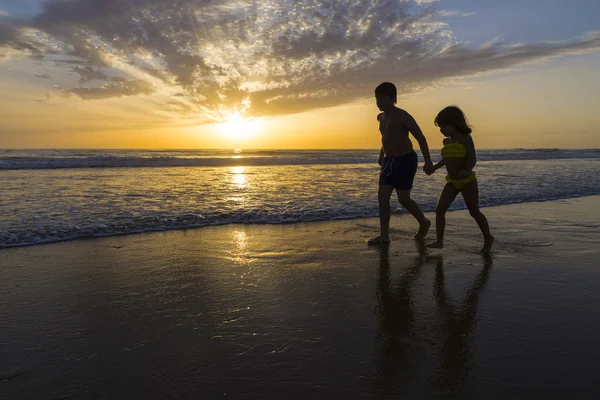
423, 162, 435, 175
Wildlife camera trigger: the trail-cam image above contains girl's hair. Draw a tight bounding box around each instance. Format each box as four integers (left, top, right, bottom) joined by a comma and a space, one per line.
434, 106, 472, 134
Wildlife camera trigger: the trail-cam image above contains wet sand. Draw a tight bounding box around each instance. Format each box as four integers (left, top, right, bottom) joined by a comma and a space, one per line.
2, 196, 600, 399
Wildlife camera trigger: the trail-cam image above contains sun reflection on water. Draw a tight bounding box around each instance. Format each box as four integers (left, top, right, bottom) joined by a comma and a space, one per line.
230, 166, 247, 188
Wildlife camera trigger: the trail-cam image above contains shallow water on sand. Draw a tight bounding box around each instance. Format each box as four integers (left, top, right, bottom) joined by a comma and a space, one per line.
2, 157, 600, 247
1, 197, 600, 399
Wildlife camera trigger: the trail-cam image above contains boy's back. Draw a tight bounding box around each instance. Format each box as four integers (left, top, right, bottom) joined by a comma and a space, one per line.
378, 107, 417, 158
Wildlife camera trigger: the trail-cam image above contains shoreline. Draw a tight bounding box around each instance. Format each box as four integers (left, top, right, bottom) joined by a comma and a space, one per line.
3, 193, 600, 250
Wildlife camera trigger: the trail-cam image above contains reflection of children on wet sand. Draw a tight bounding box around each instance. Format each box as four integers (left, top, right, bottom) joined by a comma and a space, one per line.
375, 243, 493, 396
426, 106, 494, 252
433, 252, 493, 394
375, 241, 428, 387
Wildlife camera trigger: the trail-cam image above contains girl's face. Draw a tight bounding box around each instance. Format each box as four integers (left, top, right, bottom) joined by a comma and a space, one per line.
439, 123, 457, 137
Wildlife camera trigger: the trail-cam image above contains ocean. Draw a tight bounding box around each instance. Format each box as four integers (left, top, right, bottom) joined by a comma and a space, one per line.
2, 148, 600, 248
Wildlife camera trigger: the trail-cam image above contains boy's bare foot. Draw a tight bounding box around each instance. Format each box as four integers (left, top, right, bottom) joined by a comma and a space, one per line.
482, 235, 494, 252
414, 219, 431, 240
368, 236, 390, 245
427, 240, 443, 249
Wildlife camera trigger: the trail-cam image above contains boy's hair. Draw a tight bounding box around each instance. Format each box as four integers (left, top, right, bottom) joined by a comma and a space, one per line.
375, 82, 397, 104
434, 106, 473, 134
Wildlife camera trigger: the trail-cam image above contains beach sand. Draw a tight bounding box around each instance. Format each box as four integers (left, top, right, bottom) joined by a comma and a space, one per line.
2, 196, 600, 399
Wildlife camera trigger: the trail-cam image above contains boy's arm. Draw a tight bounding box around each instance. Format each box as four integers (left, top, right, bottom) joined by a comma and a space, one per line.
403, 113, 433, 165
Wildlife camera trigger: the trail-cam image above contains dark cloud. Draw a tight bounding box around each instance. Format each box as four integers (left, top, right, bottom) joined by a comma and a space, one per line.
72, 65, 109, 83
0, 20, 37, 51
66, 79, 155, 100
2, 0, 599, 121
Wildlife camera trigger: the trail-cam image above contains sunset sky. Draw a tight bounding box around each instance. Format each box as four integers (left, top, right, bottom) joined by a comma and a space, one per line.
1, 0, 599, 149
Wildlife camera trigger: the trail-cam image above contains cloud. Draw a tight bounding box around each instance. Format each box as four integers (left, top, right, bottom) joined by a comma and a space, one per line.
0, 20, 34, 51
65, 79, 155, 100
72, 65, 109, 83
1, 0, 599, 123
437, 10, 476, 18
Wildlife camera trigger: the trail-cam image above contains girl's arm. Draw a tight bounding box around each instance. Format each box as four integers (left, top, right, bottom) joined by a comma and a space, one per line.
433, 159, 446, 171
459, 134, 477, 174
424, 159, 444, 175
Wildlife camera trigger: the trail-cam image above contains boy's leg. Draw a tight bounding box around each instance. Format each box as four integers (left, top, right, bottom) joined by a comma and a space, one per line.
461, 181, 493, 251
396, 189, 431, 239
427, 183, 459, 249
368, 184, 394, 244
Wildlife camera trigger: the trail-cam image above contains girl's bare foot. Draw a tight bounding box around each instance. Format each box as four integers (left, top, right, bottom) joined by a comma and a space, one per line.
482, 235, 494, 252
427, 240, 443, 249
414, 219, 431, 240
368, 236, 390, 245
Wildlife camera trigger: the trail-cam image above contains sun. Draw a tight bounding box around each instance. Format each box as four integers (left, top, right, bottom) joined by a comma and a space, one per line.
217, 111, 261, 141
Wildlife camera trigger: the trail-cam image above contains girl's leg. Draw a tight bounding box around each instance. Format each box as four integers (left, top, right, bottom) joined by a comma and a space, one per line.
461, 181, 494, 251
427, 183, 459, 249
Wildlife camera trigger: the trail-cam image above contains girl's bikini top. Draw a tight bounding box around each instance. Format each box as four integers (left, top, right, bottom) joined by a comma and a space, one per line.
441, 141, 467, 158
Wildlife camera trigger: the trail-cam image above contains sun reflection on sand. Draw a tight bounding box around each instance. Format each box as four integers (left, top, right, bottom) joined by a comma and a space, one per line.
233, 230, 247, 252
232, 230, 250, 267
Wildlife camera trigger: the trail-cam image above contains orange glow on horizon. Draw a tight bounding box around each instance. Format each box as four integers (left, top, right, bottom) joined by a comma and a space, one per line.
216, 112, 264, 142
